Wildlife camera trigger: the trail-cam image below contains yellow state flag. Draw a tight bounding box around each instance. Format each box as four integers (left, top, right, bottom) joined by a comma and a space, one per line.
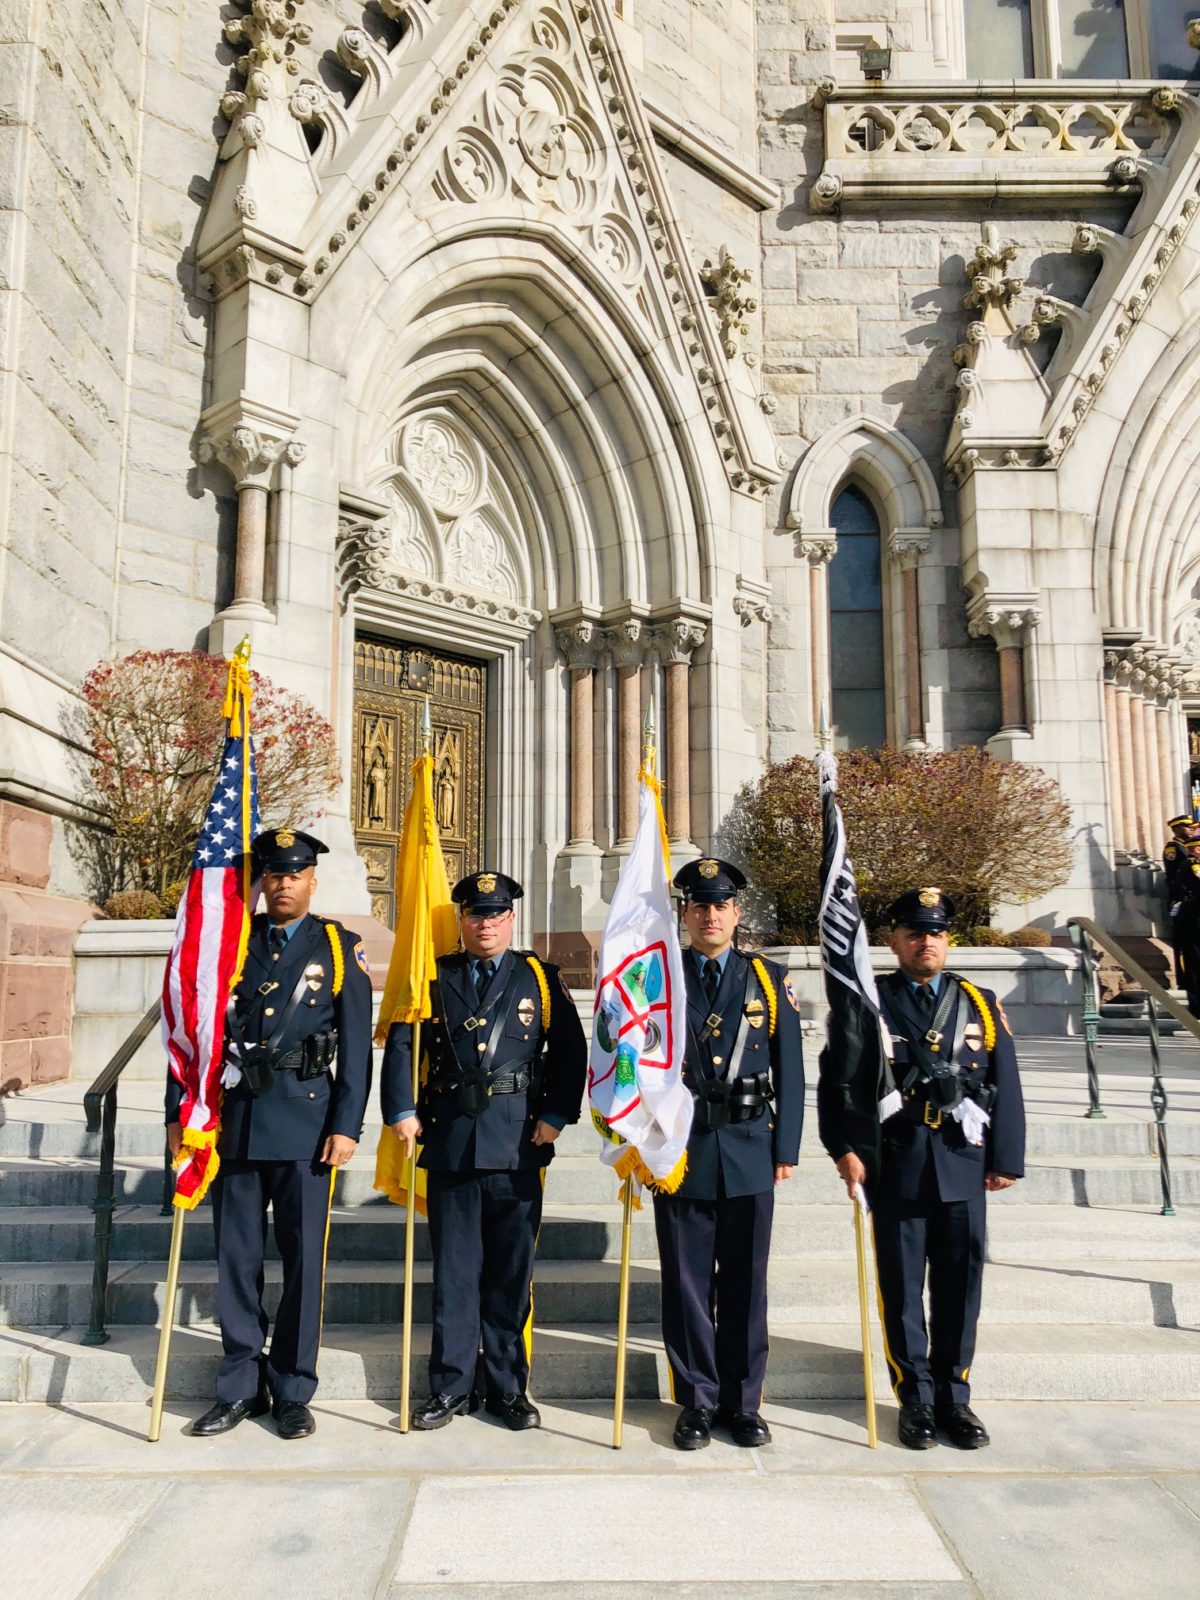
373, 750, 458, 1214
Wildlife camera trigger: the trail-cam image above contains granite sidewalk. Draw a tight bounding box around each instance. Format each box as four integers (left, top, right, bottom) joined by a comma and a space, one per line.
1, 1397, 1198, 1598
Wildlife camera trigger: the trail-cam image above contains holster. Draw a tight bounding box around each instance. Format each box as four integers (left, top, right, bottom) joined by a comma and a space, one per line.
691, 1069, 773, 1130
299, 1030, 337, 1080
237, 1042, 275, 1099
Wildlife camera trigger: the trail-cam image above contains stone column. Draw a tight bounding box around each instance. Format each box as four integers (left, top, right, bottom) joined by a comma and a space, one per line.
1110, 657, 1139, 856
798, 534, 836, 733
888, 531, 930, 747
1127, 662, 1151, 857
652, 616, 707, 846
199, 400, 305, 620
1158, 665, 1187, 822
605, 620, 645, 845
554, 620, 601, 850
1142, 682, 1164, 856
1102, 666, 1126, 855
966, 598, 1039, 734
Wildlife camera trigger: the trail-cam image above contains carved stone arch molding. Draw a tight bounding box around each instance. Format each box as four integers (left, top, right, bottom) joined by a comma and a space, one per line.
785, 415, 944, 541
1095, 314, 1200, 646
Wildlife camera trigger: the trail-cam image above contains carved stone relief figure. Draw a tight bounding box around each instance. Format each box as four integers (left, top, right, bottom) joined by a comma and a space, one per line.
435, 729, 461, 834
360, 716, 393, 828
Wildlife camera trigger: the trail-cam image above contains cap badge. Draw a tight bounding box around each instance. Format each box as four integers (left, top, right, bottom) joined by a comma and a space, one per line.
276, 828, 296, 849
698, 859, 719, 878
918, 888, 940, 908
476, 872, 497, 894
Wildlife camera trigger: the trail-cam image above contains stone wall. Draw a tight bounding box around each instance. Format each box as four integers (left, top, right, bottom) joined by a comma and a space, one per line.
0, 801, 92, 1089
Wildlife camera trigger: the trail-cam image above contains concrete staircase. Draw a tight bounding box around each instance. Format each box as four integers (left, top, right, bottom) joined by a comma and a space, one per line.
1, 1054, 1199, 1407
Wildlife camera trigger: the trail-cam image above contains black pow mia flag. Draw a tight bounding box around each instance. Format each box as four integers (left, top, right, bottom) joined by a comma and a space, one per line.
816, 751, 899, 1173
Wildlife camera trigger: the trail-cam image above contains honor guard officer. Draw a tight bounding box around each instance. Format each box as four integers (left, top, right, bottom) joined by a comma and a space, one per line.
1163, 815, 1200, 1016
165, 828, 373, 1440
382, 871, 587, 1432
656, 858, 805, 1452
819, 888, 1025, 1451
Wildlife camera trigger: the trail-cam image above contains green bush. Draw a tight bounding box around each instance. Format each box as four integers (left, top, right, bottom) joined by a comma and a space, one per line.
101, 889, 165, 921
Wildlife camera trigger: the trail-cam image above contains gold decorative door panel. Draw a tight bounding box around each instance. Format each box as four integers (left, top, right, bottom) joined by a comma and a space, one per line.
353, 636, 486, 927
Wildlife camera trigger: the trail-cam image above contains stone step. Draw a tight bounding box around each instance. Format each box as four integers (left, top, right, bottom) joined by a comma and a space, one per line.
0, 1199, 1193, 1273
5, 1318, 1199, 1404
2, 1255, 1196, 1330
4, 1148, 1199, 1219
3, 1105, 1200, 1167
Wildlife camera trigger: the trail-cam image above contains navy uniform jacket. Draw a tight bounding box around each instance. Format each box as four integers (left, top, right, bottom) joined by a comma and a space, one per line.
1164, 842, 1200, 918
818, 970, 1025, 1204
381, 948, 587, 1172
675, 951, 805, 1202
164, 913, 374, 1163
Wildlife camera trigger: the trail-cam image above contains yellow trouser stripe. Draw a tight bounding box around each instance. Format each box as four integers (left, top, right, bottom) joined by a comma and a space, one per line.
317, 1168, 337, 1364
521, 1168, 548, 1372
869, 1214, 904, 1398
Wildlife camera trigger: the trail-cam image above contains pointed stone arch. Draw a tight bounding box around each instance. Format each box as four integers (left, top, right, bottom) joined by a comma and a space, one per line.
785, 415, 944, 540
193, 0, 777, 936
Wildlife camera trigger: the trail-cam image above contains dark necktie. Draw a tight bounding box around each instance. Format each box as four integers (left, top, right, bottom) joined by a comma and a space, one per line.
914, 984, 935, 1020
269, 926, 286, 961
702, 957, 721, 1005
475, 959, 495, 1005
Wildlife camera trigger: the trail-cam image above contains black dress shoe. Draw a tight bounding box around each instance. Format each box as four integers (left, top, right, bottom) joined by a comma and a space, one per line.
897, 1402, 938, 1450
936, 1403, 990, 1449
485, 1393, 541, 1430
672, 1406, 714, 1450
411, 1391, 479, 1431
190, 1389, 270, 1437
274, 1401, 316, 1440
719, 1409, 771, 1447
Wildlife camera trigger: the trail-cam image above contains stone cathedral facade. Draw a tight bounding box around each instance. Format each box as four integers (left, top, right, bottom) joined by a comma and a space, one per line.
2, 0, 1200, 1018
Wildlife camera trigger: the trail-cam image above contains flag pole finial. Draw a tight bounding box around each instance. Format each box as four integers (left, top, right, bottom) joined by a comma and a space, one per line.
641, 696, 656, 769
233, 633, 251, 665
818, 703, 831, 752
420, 695, 432, 754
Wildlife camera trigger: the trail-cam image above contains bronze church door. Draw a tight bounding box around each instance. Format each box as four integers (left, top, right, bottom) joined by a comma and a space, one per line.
352, 636, 486, 926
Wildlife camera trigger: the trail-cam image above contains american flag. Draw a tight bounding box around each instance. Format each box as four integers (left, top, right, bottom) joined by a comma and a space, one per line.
162, 647, 259, 1209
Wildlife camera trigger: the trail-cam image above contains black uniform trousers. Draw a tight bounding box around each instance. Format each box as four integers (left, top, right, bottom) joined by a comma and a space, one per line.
426, 1167, 544, 1400
870, 1148, 985, 1409
653, 1180, 774, 1413
211, 1157, 334, 1407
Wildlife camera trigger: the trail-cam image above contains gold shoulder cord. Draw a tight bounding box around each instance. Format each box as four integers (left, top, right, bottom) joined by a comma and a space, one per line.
751, 957, 778, 1036
957, 978, 995, 1051
525, 954, 552, 1031
324, 923, 345, 996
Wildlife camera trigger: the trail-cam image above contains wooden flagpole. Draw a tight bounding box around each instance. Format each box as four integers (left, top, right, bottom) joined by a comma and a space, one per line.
853, 1185, 878, 1449
398, 696, 433, 1431
612, 700, 656, 1449
147, 1205, 186, 1441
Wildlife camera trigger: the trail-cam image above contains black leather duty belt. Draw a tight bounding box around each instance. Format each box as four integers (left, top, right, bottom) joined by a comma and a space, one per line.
273, 1048, 325, 1075
489, 1069, 531, 1095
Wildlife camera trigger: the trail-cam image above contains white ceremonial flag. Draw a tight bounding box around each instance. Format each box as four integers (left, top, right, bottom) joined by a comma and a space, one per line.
589, 767, 693, 1192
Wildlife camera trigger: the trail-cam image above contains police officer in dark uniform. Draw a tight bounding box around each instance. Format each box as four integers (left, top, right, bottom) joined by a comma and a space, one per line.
166, 828, 373, 1439
818, 888, 1025, 1450
1163, 815, 1200, 1016
655, 857, 805, 1451
382, 871, 587, 1431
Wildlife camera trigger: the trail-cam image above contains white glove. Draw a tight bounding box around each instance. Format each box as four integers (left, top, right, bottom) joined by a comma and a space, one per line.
950, 1097, 990, 1147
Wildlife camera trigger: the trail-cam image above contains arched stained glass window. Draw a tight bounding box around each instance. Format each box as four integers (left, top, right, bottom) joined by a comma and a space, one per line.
829, 484, 886, 751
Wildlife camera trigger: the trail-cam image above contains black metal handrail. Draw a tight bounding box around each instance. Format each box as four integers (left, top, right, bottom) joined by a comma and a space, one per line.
82, 998, 163, 1345
1067, 916, 1199, 1218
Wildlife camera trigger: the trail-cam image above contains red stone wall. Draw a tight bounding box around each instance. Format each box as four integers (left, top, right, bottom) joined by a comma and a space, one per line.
0, 802, 94, 1090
